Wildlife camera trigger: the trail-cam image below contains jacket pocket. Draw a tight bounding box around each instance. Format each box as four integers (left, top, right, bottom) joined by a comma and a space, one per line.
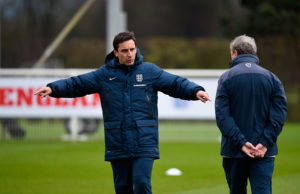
104, 121, 122, 149
136, 119, 158, 146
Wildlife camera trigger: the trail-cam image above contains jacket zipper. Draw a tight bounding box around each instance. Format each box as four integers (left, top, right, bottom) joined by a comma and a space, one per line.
145, 88, 153, 119
105, 90, 110, 121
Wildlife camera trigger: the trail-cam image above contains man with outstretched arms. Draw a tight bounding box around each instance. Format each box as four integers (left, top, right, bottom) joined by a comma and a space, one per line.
35, 31, 211, 194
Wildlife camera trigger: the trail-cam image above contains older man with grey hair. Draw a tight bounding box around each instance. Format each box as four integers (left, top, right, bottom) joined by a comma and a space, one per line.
215, 35, 287, 194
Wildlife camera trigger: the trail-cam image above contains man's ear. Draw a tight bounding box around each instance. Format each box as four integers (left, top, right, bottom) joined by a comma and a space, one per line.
113, 49, 118, 57
231, 50, 238, 59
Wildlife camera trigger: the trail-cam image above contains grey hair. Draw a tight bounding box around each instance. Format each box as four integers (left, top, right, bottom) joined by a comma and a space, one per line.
230, 35, 257, 55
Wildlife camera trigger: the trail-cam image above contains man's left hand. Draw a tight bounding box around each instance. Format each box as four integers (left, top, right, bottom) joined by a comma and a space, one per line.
255, 143, 267, 158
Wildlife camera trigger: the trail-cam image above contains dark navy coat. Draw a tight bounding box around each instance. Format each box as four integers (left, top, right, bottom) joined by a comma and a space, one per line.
47, 49, 204, 161
215, 54, 287, 158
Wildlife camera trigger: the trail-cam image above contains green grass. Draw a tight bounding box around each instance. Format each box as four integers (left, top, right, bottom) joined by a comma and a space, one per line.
0, 122, 299, 194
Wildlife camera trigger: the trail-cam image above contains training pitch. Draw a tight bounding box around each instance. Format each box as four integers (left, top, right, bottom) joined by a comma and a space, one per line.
0, 121, 299, 194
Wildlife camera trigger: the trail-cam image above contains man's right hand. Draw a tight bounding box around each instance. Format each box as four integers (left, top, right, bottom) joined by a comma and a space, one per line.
241, 142, 258, 158
34, 87, 52, 98
196, 90, 211, 103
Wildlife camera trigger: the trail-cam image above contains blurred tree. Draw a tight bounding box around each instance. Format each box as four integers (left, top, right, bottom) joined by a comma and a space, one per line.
124, 0, 246, 38
0, 0, 105, 68
241, 0, 299, 36
219, 0, 248, 37
1, 0, 78, 67
1, 0, 245, 68
144, 38, 230, 69
240, 0, 300, 120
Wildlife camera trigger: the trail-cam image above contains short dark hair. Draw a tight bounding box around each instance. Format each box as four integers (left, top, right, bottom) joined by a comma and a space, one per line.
113, 32, 136, 51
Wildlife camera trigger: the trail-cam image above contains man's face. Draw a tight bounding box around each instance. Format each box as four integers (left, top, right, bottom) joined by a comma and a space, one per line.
114, 39, 137, 66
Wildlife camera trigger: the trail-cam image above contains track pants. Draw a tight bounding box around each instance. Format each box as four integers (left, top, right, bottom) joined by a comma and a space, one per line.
110, 157, 154, 194
223, 157, 275, 194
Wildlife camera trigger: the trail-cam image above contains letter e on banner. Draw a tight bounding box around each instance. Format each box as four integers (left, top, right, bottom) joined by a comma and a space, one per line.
0, 88, 13, 106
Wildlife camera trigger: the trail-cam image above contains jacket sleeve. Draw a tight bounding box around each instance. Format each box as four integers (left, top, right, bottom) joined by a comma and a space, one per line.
259, 75, 287, 148
215, 76, 247, 149
152, 65, 205, 100
47, 69, 102, 98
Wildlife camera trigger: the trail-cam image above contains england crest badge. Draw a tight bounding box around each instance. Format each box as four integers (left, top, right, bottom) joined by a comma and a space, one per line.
136, 74, 143, 82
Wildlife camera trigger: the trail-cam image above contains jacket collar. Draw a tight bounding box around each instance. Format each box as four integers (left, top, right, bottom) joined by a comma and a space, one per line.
104, 48, 143, 71
229, 54, 259, 68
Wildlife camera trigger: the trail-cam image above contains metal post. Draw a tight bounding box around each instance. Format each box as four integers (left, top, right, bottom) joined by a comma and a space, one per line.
70, 116, 79, 142
33, 0, 95, 68
106, 0, 127, 53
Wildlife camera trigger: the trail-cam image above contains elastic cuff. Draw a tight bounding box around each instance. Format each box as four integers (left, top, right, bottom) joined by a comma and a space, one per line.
238, 138, 247, 149
46, 83, 55, 97
259, 138, 270, 148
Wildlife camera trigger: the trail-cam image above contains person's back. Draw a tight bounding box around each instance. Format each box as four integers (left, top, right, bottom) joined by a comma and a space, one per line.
215, 35, 287, 194
218, 53, 285, 157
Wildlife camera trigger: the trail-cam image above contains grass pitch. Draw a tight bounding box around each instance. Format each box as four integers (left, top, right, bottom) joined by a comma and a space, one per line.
0, 121, 299, 194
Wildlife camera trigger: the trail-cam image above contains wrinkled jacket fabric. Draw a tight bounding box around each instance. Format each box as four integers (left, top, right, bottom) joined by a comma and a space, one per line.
48, 49, 204, 161
215, 54, 287, 158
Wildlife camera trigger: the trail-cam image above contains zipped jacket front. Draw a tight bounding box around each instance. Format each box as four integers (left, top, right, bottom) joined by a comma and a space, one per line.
47, 49, 204, 161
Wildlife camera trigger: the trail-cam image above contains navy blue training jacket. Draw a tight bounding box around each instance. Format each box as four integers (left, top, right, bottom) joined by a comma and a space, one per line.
47, 48, 204, 161
215, 54, 287, 158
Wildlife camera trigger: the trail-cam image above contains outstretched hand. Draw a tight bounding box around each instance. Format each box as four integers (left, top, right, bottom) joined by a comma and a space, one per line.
196, 91, 211, 103
34, 87, 52, 98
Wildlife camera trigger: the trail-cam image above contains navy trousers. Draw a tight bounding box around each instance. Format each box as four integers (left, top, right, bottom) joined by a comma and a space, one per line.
223, 157, 275, 194
110, 157, 154, 194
